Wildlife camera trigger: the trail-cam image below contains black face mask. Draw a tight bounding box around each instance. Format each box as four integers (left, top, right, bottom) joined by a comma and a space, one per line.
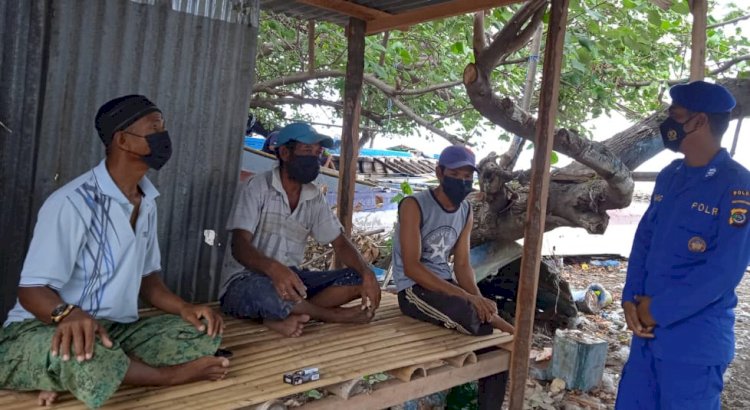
659, 115, 696, 152
442, 176, 473, 206
287, 154, 320, 184
124, 130, 173, 170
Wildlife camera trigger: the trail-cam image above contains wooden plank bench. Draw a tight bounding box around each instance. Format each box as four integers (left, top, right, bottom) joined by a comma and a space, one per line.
0, 294, 512, 409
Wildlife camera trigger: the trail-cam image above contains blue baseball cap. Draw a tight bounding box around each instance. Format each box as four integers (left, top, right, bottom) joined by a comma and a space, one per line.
669, 81, 736, 113
266, 131, 280, 148
438, 145, 478, 172
275, 122, 334, 148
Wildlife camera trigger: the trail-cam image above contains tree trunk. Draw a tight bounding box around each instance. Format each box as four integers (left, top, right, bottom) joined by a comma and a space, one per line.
461, 1, 750, 328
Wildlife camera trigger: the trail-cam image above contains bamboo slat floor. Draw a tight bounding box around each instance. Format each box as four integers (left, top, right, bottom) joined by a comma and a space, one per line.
0, 294, 512, 409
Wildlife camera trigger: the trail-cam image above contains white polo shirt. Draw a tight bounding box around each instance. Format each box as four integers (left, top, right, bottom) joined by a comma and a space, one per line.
219, 167, 343, 297
4, 160, 161, 326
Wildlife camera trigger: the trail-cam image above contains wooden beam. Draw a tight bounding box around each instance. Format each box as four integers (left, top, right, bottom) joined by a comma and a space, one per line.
508, 1, 569, 409
297, 0, 391, 21
336, 18, 366, 237
365, 0, 525, 35
689, 0, 707, 80
302, 350, 510, 410
307, 20, 316, 74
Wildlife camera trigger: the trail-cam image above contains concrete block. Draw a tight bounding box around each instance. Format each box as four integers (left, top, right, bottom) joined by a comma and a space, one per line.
529, 359, 552, 381
550, 329, 608, 392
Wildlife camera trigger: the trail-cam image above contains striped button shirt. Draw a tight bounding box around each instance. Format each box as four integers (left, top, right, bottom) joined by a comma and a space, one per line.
5, 160, 161, 326
219, 167, 343, 296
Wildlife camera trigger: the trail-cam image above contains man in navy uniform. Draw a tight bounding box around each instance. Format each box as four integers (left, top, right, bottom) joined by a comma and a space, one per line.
616, 81, 750, 409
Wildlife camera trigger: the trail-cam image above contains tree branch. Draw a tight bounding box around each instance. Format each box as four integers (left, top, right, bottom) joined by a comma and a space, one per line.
254, 70, 462, 97
707, 13, 750, 29
257, 41, 296, 58
386, 96, 466, 145
618, 54, 750, 87
249, 97, 385, 125
378, 31, 390, 68
473, 12, 487, 61
477, 0, 547, 73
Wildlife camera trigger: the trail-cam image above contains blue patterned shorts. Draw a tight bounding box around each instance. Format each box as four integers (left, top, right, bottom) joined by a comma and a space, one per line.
220, 267, 362, 320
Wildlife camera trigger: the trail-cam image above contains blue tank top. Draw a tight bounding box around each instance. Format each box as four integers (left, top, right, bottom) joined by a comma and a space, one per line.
392, 189, 470, 291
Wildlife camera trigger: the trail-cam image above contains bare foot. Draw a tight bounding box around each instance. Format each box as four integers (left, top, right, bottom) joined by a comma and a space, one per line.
264, 314, 310, 337
491, 315, 515, 334
166, 356, 230, 385
332, 306, 375, 324
38, 391, 58, 406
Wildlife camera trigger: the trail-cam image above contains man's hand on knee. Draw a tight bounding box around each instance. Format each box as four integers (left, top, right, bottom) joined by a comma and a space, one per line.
468, 295, 497, 323
267, 263, 307, 301
360, 273, 381, 311
179, 304, 225, 338
51, 309, 113, 362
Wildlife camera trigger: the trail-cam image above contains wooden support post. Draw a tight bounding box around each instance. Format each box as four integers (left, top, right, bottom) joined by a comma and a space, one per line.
307, 20, 316, 74
336, 18, 366, 236
690, 0, 707, 81
508, 1, 569, 409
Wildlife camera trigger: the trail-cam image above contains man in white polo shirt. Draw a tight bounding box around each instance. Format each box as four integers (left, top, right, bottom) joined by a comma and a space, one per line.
0, 95, 228, 409
220, 122, 382, 337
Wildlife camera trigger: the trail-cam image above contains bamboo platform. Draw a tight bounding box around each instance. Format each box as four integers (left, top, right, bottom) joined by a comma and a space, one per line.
0, 294, 512, 409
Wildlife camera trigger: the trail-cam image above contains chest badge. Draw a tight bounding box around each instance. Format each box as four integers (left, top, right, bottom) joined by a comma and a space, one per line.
688, 236, 707, 253
729, 208, 748, 228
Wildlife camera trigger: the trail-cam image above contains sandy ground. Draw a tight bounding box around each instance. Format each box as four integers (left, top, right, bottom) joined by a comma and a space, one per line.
524, 259, 750, 410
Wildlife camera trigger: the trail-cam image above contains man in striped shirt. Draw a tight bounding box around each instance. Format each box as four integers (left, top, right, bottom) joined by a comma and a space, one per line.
220, 122, 382, 337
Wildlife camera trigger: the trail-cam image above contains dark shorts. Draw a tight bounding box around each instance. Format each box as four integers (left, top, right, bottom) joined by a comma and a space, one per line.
397, 282, 493, 336
221, 267, 363, 320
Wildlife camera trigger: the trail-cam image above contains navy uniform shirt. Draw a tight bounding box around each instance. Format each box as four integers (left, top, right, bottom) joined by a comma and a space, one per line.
623, 149, 750, 365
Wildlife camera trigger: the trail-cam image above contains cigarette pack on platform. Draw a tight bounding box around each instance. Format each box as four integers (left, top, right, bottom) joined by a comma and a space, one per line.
283, 367, 320, 385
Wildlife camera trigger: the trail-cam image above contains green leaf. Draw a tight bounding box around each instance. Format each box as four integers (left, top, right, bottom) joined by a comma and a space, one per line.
400, 180, 414, 195
577, 48, 592, 64
306, 390, 323, 400
399, 49, 413, 64
550, 151, 559, 165
672, 0, 690, 15
647, 10, 661, 27
578, 36, 595, 52
586, 8, 604, 21
450, 41, 465, 55
571, 59, 586, 72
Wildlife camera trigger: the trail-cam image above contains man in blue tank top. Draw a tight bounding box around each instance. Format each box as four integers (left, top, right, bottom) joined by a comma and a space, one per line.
391, 145, 514, 336
616, 81, 750, 409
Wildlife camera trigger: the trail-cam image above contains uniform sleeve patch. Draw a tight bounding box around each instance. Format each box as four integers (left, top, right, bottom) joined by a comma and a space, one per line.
729, 208, 748, 227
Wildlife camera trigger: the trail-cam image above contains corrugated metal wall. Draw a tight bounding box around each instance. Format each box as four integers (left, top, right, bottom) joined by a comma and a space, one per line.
0, 0, 260, 320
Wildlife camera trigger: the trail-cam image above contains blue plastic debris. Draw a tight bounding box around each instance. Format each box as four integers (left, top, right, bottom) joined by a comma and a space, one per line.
589, 259, 620, 267
572, 283, 613, 309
